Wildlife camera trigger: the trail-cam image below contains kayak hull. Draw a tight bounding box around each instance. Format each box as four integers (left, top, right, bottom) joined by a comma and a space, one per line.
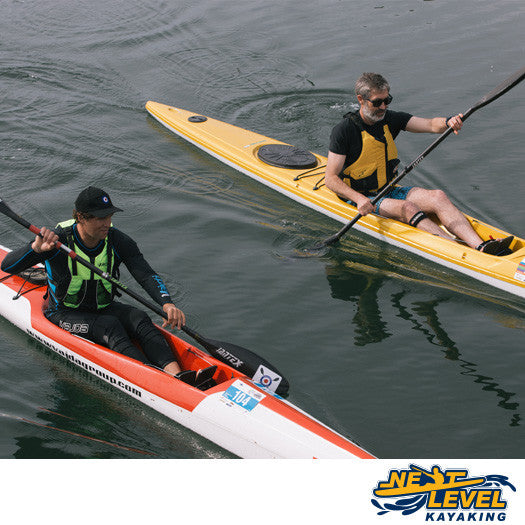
145, 101, 525, 300
0, 246, 373, 459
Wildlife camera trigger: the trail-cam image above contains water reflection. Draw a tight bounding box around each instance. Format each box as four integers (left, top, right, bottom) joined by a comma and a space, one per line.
399, 296, 520, 427
325, 262, 390, 346
8, 337, 233, 459
324, 259, 521, 426
11, 360, 157, 459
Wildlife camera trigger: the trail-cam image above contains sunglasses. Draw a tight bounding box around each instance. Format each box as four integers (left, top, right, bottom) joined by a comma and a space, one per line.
365, 94, 393, 107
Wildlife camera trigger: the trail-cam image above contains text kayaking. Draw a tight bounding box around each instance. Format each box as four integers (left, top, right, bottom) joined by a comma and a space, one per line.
371, 465, 516, 521
27, 328, 142, 398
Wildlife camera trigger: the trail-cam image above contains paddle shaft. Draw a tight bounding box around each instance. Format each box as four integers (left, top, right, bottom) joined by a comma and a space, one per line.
0, 198, 290, 394
320, 65, 525, 247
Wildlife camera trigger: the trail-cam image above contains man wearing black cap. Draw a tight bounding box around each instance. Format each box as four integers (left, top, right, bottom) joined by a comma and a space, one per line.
1, 187, 209, 383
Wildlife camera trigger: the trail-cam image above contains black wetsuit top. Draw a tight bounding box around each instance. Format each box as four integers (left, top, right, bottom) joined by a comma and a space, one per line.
1, 223, 173, 313
1, 224, 177, 368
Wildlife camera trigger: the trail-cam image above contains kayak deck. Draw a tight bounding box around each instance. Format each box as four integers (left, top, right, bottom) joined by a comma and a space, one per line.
145, 101, 525, 300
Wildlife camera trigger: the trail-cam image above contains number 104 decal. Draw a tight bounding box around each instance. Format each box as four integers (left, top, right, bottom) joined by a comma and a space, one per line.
221, 380, 265, 411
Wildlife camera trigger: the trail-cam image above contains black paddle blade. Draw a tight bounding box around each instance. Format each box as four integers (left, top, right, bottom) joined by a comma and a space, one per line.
312, 235, 339, 250
314, 213, 363, 250
0, 199, 33, 230
205, 338, 290, 396
182, 326, 289, 395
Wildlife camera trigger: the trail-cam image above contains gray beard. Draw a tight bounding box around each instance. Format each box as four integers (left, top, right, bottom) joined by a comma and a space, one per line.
361, 105, 384, 124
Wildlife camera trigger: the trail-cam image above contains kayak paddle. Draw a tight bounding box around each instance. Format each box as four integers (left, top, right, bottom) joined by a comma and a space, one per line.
0, 198, 289, 395
316, 65, 525, 249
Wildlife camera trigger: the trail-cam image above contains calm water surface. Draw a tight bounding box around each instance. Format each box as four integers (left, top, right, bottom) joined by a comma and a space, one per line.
1, 0, 524, 459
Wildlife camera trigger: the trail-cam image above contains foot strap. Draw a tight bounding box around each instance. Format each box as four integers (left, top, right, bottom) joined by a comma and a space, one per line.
175, 370, 197, 385
409, 211, 428, 228
176, 366, 218, 389
195, 365, 218, 388
476, 236, 514, 256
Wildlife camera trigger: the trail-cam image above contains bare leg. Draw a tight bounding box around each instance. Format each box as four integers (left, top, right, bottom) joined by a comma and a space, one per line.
378, 194, 457, 240
405, 188, 484, 248
163, 361, 182, 376
379, 188, 484, 248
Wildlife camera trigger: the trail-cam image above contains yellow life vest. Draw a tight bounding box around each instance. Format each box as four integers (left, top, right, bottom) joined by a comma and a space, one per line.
342, 120, 400, 195
56, 219, 114, 309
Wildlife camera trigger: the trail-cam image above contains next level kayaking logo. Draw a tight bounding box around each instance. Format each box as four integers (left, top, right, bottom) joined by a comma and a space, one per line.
371, 465, 516, 522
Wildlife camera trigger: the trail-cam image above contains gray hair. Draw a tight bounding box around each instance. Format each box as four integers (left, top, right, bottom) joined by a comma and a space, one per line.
355, 73, 390, 99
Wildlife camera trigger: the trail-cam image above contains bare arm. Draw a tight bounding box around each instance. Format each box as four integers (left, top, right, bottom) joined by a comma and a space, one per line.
405, 113, 463, 134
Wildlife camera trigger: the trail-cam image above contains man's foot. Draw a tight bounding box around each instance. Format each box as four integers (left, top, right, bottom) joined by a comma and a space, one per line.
476, 236, 514, 256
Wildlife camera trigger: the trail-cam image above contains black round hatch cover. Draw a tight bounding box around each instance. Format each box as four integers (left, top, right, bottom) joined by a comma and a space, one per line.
188, 115, 208, 123
257, 144, 317, 169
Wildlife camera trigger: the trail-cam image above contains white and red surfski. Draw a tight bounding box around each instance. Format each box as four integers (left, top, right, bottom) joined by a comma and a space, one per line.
0, 244, 374, 459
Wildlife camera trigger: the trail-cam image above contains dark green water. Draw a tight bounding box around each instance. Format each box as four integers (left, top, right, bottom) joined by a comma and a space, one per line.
1, 0, 524, 459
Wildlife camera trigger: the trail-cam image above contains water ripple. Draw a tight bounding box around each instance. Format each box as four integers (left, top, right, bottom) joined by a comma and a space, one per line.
219, 89, 358, 150
5, 1, 183, 43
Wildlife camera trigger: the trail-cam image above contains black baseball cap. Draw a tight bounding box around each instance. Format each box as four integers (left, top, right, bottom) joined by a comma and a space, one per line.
74, 186, 123, 217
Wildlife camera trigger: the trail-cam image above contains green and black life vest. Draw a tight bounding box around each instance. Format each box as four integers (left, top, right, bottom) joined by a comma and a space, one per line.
341, 114, 400, 195
55, 219, 115, 309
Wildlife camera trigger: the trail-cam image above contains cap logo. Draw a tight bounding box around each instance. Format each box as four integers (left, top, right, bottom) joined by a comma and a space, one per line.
75, 187, 122, 216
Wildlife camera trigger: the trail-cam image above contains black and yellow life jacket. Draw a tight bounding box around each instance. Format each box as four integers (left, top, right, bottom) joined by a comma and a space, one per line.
341, 114, 400, 195
53, 219, 114, 309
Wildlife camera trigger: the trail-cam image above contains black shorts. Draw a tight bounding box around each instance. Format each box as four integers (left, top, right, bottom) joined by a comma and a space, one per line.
45, 301, 177, 369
